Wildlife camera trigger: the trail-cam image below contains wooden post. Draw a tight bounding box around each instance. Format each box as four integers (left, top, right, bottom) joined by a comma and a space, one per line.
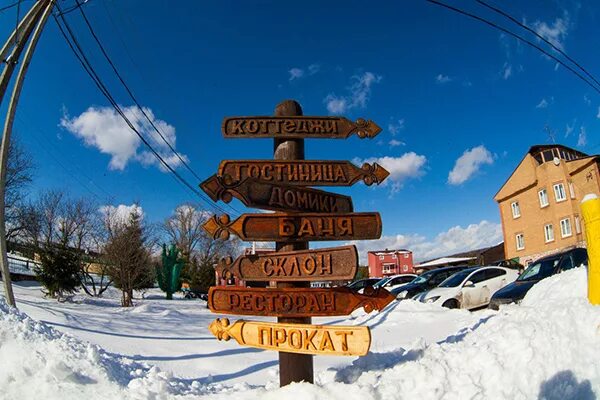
273, 100, 314, 385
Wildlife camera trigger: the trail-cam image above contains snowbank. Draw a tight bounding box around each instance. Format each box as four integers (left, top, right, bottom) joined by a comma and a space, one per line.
1, 268, 599, 399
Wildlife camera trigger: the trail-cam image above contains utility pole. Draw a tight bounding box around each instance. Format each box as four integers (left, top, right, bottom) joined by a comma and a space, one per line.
0, 0, 55, 307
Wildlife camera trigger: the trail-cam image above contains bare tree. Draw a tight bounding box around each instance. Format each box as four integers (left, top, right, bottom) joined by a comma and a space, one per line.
163, 203, 240, 290
5, 140, 34, 241
103, 207, 154, 307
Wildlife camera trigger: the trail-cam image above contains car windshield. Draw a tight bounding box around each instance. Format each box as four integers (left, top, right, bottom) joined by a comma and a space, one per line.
518, 258, 559, 281
439, 270, 471, 287
411, 273, 432, 284
373, 278, 390, 288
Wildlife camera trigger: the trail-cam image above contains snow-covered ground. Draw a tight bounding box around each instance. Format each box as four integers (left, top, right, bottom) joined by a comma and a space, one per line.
1, 268, 599, 399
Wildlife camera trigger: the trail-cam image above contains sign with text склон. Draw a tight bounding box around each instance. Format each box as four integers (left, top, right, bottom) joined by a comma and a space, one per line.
222, 116, 381, 139
208, 286, 396, 317
216, 245, 358, 282
209, 318, 371, 356
199, 175, 353, 213
217, 160, 389, 187
202, 212, 381, 242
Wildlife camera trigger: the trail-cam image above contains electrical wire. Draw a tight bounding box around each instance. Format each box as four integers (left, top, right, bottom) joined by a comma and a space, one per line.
476, 0, 600, 90
0, 0, 21, 13
74, 0, 202, 183
52, 5, 237, 216
425, 0, 600, 95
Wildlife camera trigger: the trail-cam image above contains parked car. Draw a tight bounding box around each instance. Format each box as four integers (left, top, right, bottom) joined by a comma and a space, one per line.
390, 266, 468, 300
491, 259, 525, 272
414, 266, 519, 309
346, 278, 381, 292
374, 274, 418, 291
489, 247, 588, 310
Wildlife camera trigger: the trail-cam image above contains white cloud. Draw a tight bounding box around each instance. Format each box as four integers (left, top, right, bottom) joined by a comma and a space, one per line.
60, 106, 187, 172
388, 118, 405, 135
448, 145, 494, 185
100, 204, 144, 229
355, 152, 427, 193
577, 127, 587, 147
347, 220, 503, 263
324, 71, 382, 115
308, 64, 320, 75
565, 123, 574, 138
584, 95, 591, 105
501, 62, 512, 80
532, 12, 570, 50
389, 139, 405, 147
435, 74, 452, 84
288, 68, 304, 81
597, 106, 600, 118
536, 98, 549, 109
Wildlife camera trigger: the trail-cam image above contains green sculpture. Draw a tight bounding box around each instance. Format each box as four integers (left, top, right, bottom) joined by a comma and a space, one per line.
157, 244, 184, 300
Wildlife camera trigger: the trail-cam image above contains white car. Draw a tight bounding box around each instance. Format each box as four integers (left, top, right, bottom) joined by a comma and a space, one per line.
374, 274, 418, 291
414, 266, 518, 310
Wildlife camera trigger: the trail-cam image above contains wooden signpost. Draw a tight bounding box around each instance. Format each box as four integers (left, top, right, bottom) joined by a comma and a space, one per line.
202, 212, 382, 242
201, 100, 391, 386
200, 175, 354, 213
209, 318, 371, 356
216, 245, 358, 282
208, 286, 396, 317
217, 160, 390, 187
222, 116, 381, 139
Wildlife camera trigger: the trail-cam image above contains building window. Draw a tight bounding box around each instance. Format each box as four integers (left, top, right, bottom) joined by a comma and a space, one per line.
544, 224, 554, 243
402, 265, 408, 272
511, 201, 521, 218
569, 182, 576, 199
538, 189, 549, 208
516, 233, 525, 250
575, 215, 581, 234
379, 255, 384, 260
553, 183, 566, 202
403, 253, 409, 258
560, 218, 572, 238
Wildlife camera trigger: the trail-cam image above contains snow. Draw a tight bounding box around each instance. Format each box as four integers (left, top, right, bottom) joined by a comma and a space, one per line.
1, 268, 600, 399
416, 257, 476, 268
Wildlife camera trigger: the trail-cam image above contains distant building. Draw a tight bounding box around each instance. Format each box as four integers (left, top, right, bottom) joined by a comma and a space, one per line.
367, 249, 414, 277
494, 144, 599, 265
214, 246, 275, 287
414, 256, 476, 274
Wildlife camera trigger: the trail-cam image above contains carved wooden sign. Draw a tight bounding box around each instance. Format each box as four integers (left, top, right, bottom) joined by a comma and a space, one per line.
217, 245, 357, 282
209, 318, 371, 356
200, 175, 353, 213
217, 160, 389, 187
203, 213, 382, 242
208, 286, 396, 317
222, 116, 381, 139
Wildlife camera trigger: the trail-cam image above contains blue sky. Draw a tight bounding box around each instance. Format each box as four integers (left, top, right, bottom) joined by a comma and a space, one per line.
0, 0, 598, 260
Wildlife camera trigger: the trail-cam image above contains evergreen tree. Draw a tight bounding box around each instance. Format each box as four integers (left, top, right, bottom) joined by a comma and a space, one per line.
104, 210, 154, 307
34, 245, 81, 300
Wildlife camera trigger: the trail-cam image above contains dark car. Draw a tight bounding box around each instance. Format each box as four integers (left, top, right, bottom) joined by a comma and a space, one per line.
346, 278, 381, 292
390, 265, 468, 300
489, 247, 588, 310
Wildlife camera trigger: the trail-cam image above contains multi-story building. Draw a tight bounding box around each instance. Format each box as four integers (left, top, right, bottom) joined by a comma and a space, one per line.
367, 249, 414, 277
495, 144, 599, 265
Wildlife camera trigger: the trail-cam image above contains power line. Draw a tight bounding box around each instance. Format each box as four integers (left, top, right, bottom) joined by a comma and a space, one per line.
476, 0, 600, 90
0, 0, 21, 13
425, 0, 600, 95
74, 0, 202, 183
52, 5, 237, 216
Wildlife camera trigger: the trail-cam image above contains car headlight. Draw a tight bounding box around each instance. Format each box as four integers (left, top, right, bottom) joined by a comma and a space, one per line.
426, 296, 440, 303
396, 290, 408, 300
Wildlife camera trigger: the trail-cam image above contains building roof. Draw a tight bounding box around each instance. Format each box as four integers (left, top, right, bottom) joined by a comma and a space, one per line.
528, 144, 588, 158
368, 249, 411, 255
416, 256, 476, 268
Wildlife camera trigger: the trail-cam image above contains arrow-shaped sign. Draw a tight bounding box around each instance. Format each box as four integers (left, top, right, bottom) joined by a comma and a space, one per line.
202, 212, 381, 242
222, 116, 381, 139
216, 245, 358, 282
209, 318, 371, 356
217, 160, 389, 187
208, 286, 395, 317
200, 175, 353, 213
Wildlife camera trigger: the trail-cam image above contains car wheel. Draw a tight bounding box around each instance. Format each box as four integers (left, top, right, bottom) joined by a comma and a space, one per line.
442, 299, 459, 309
